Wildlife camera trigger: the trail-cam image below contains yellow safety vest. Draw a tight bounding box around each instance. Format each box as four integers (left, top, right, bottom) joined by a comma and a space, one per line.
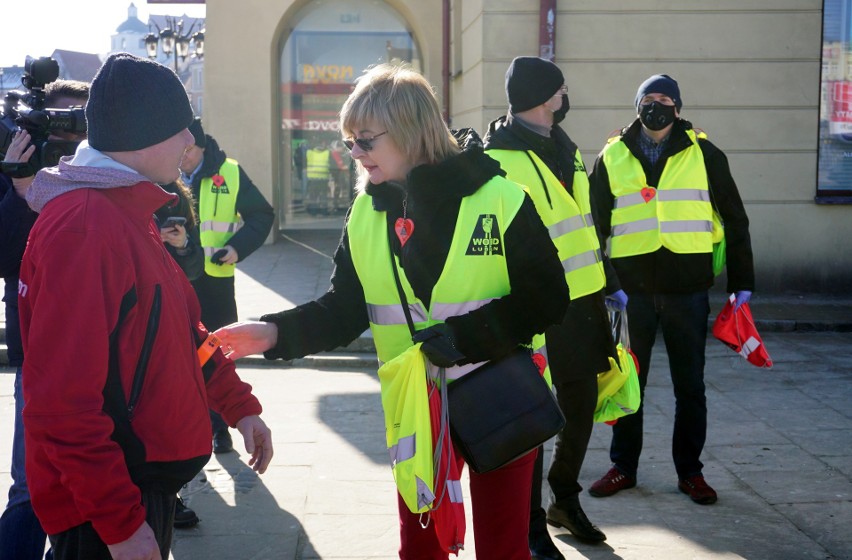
199, 158, 241, 278
306, 148, 330, 180
488, 149, 606, 299
348, 174, 550, 384
601, 129, 723, 258
377, 343, 441, 513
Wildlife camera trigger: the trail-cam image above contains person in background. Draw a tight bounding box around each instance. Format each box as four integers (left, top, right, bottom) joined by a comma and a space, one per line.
18, 53, 273, 560
304, 139, 332, 214
215, 63, 570, 559
485, 56, 626, 558
179, 117, 274, 457
153, 178, 205, 529
588, 74, 754, 505
0, 78, 89, 560
156, 179, 204, 282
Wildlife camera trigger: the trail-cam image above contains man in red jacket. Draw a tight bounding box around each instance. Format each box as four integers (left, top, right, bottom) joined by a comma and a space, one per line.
18, 53, 273, 560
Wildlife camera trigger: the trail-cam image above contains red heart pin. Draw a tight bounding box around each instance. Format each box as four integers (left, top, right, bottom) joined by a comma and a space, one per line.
394, 218, 414, 247
532, 353, 547, 376
641, 187, 656, 203
212, 174, 225, 187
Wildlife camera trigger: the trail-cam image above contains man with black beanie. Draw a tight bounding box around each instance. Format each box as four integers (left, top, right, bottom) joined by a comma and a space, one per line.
485, 56, 627, 559
18, 53, 274, 560
587, 74, 754, 505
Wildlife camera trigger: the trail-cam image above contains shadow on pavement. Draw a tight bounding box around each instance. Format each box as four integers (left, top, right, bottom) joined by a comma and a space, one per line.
170, 451, 313, 560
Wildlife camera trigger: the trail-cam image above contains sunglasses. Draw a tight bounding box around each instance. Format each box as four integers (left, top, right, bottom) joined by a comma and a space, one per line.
343, 131, 388, 152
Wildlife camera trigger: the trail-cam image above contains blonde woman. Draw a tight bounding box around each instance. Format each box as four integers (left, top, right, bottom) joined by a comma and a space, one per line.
216, 64, 569, 559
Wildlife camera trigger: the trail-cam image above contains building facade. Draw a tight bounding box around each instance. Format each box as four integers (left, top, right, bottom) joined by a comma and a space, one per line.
202, 0, 850, 292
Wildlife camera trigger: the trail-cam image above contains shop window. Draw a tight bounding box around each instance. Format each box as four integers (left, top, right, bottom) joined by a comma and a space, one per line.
817, 0, 852, 201
277, 0, 421, 228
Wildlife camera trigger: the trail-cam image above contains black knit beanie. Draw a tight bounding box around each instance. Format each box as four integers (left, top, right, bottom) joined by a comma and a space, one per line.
634, 74, 682, 111
85, 53, 194, 152
505, 56, 564, 114
188, 117, 207, 148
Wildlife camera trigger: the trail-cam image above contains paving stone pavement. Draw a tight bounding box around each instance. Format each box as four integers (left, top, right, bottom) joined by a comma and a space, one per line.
1, 231, 851, 559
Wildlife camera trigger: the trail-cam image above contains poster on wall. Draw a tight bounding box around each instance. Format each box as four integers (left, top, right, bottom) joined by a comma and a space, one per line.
818, 0, 852, 200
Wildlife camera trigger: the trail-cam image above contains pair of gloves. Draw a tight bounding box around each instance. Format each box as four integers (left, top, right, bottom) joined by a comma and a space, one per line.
605, 289, 752, 311
412, 323, 466, 368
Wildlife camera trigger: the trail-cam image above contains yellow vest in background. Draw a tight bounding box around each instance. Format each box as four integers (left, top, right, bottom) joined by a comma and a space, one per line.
488, 148, 606, 299
306, 148, 330, 180
199, 158, 241, 278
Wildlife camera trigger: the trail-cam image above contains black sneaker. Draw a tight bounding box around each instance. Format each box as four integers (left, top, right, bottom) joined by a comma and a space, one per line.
174, 496, 200, 528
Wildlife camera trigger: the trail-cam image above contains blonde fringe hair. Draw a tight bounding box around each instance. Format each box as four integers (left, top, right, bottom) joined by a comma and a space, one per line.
339, 64, 460, 192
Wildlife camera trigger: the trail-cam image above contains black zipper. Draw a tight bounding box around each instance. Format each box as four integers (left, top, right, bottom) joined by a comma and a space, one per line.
127, 284, 161, 418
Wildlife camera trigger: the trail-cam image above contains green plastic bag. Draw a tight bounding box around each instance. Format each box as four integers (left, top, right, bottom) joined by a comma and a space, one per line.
378, 343, 436, 513
712, 236, 726, 277
594, 309, 641, 423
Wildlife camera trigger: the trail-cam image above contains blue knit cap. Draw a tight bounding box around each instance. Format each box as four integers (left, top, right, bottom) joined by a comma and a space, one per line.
634, 74, 682, 111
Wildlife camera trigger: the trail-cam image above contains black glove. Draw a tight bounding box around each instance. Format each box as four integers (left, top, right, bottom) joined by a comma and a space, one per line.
211, 248, 228, 265
412, 323, 466, 368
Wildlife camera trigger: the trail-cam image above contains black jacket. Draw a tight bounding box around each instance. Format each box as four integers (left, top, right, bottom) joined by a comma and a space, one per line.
0, 174, 38, 366
589, 119, 755, 294
260, 129, 569, 364
155, 183, 204, 281
484, 115, 617, 379
188, 136, 274, 262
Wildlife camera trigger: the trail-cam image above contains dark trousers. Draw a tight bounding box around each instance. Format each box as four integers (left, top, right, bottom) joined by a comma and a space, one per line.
530, 292, 612, 531
193, 273, 238, 434
609, 291, 710, 479
49, 491, 175, 560
0, 368, 49, 560
529, 376, 597, 531
398, 449, 536, 559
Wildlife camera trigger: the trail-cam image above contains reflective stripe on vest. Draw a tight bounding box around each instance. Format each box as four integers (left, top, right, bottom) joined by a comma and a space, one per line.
306, 148, 330, 180
199, 158, 241, 277
487, 148, 605, 299
349, 175, 536, 373
390, 434, 416, 464
602, 129, 714, 257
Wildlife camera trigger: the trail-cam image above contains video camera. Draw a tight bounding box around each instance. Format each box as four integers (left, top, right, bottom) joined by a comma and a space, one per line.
0, 56, 86, 177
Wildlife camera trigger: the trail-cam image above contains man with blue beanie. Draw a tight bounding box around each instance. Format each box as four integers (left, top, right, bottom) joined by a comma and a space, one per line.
588, 74, 754, 505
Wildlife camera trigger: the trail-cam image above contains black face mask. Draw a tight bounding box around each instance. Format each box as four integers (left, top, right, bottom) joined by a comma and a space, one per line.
553, 94, 570, 125
639, 101, 676, 131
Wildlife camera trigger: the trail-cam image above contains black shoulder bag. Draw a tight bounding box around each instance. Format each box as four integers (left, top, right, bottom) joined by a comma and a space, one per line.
387, 236, 565, 473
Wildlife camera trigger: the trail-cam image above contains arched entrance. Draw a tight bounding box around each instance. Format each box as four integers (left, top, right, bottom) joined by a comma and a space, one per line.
278, 0, 422, 229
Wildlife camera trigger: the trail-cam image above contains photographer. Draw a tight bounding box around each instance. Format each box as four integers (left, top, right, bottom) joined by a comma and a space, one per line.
0, 78, 89, 560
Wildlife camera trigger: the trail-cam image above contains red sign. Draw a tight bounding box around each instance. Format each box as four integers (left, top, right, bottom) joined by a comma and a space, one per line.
830, 81, 852, 136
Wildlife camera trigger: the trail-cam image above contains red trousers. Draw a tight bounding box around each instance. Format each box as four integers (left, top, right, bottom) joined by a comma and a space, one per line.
397, 448, 536, 559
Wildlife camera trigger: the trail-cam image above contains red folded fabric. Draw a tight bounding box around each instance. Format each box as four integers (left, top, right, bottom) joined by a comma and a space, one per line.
428, 383, 465, 555
712, 295, 773, 368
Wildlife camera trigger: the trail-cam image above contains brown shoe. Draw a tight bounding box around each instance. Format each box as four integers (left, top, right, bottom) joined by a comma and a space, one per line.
678, 474, 717, 505
589, 467, 636, 497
